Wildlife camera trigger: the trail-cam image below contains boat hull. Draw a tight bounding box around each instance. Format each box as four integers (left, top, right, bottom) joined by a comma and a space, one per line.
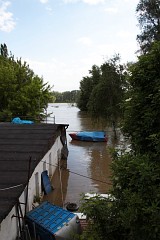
69, 131, 107, 142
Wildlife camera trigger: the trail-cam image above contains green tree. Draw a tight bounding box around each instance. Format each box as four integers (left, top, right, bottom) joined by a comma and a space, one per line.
123, 41, 160, 157
77, 65, 101, 111
88, 56, 124, 134
0, 43, 8, 57
77, 76, 93, 111
136, 0, 160, 53
77, 56, 125, 137
110, 152, 160, 240
0, 44, 53, 121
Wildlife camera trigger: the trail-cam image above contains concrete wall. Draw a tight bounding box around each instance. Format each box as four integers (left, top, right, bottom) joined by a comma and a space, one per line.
0, 136, 63, 240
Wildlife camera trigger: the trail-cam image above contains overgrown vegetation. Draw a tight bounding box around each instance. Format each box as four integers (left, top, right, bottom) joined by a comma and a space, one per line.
77, 55, 127, 137
0, 44, 53, 122
77, 0, 160, 239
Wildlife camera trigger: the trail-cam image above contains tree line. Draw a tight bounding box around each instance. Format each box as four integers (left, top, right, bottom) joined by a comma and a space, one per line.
77, 0, 160, 239
52, 90, 80, 103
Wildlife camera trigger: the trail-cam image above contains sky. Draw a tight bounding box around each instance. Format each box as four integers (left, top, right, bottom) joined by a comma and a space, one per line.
0, 0, 140, 92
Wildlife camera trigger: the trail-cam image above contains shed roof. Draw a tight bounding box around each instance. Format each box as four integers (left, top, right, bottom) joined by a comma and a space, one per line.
0, 123, 69, 223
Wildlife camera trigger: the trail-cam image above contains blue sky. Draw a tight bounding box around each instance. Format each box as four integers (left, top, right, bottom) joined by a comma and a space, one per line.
0, 0, 139, 92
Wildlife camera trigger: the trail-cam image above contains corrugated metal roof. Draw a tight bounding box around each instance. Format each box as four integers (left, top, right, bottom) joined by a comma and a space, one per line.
0, 123, 69, 223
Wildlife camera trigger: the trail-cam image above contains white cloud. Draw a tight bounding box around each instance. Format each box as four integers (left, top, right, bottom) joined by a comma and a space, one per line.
104, 7, 118, 14
80, 40, 138, 68
117, 31, 133, 38
97, 43, 118, 59
63, 0, 105, 5
83, 0, 105, 4
25, 58, 81, 92
98, 41, 138, 63
63, 0, 78, 3
46, 6, 53, 14
39, 0, 49, 3
77, 37, 93, 46
0, 1, 16, 32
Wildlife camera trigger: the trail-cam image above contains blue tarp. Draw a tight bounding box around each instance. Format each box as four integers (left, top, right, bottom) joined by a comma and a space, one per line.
77, 131, 105, 138
12, 117, 34, 124
77, 131, 106, 142
41, 170, 52, 195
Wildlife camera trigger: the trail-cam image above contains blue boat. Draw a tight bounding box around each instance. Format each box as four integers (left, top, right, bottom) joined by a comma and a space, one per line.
69, 131, 108, 142
26, 201, 81, 240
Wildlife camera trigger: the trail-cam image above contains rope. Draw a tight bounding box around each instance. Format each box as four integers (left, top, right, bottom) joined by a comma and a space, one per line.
58, 158, 65, 209
0, 184, 24, 191
68, 170, 112, 185
43, 161, 111, 185
0, 160, 111, 192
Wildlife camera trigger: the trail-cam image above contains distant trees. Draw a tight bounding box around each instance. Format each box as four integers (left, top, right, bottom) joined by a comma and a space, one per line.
136, 0, 160, 53
0, 44, 53, 121
52, 90, 80, 103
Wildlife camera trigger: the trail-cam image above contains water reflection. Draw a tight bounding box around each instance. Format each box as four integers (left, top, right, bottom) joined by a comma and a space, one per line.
46, 103, 121, 206
70, 140, 112, 191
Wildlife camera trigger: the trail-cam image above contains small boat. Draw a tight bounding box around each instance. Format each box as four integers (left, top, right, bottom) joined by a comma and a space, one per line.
69, 131, 107, 142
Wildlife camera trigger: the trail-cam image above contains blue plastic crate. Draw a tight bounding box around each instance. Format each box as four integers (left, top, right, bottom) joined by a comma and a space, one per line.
26, 201, 80, 240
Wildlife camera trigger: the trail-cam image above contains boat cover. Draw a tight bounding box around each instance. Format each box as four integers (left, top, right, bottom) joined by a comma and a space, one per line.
77, 131, 106, 141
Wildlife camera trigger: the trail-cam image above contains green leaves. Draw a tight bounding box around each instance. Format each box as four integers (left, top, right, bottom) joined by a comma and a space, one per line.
77, 56, 125, 129
123, 42, 160, 157
136, 0, 160, 53
0, 44, 52, 121
110, 153, 160, 240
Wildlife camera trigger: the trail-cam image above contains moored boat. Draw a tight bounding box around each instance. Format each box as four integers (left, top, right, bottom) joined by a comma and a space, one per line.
69, 131, 107, 142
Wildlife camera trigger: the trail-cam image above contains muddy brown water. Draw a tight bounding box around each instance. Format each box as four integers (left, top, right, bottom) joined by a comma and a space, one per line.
43, 103, 123, 208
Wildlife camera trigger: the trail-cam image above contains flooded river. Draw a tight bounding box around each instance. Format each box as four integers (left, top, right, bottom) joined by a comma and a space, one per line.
44, 103, 122, 207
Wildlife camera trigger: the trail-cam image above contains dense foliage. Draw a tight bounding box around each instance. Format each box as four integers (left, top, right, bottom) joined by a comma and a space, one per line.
77, 56, 125, 129
78, 41, 160, 240
0, 44, 53, 121
136, 0, 160, 53
77, 65, 101, 111
123, 41, 160, 158
78, 0, 160, 238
